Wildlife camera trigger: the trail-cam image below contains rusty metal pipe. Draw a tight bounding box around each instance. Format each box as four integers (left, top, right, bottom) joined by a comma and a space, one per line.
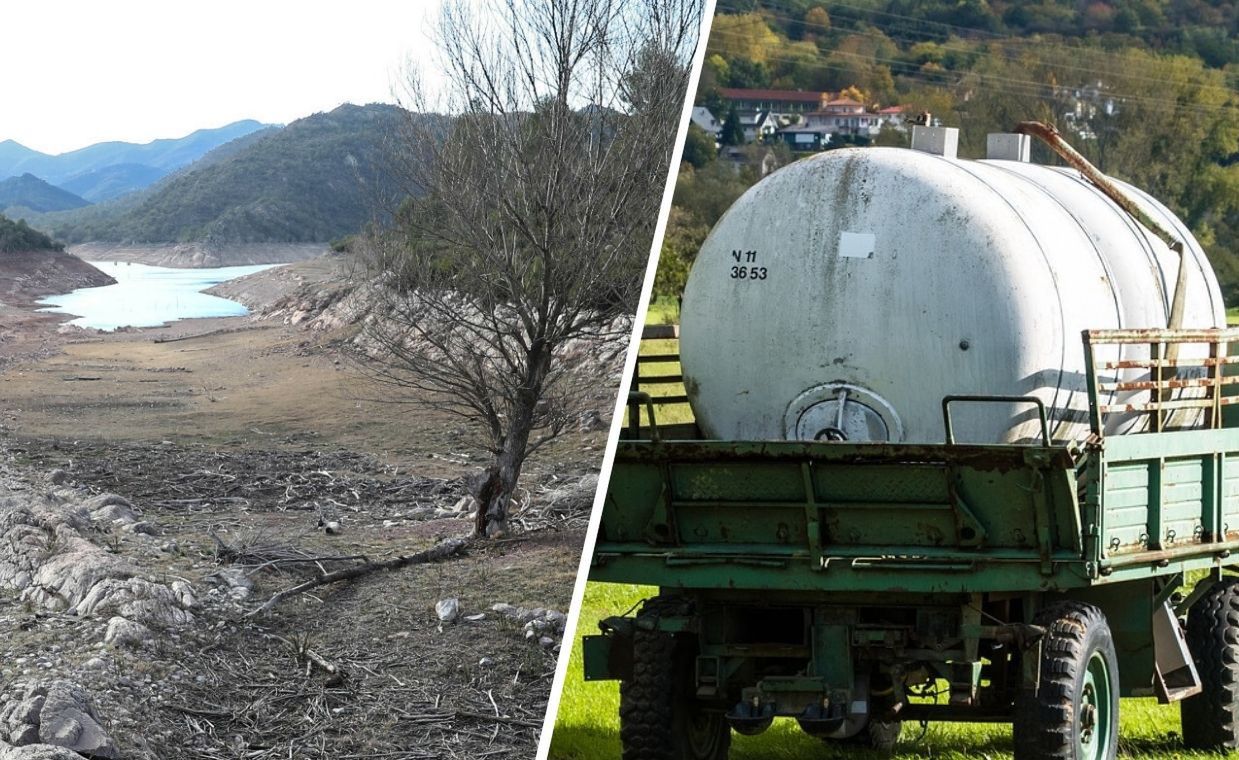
1013, 121, 1190, 337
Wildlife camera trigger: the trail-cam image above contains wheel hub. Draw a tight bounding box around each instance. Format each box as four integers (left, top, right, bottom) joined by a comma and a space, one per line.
1079, 651, 1112, 760
1080, 701, 1096, 744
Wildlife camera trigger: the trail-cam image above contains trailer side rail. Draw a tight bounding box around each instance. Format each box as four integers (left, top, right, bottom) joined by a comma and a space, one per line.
1082, 327, 1239, 435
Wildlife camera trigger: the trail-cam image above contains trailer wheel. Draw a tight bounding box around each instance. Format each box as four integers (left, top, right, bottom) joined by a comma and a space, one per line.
1013, 601, 1118, 760
1182, 577, 1239, 750
619, 629, 730, 760
834, 719, 901, 754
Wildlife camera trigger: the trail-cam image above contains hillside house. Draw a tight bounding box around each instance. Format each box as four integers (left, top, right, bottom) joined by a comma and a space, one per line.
741, 111, 781, 142
877, 105, 907, 130
1054, 81, 1119, 140
718, 88, 830, 116
691, 106, 721, 137
777, 125, 832, 152
719, 146, 781, 177
802, 98, 881, 137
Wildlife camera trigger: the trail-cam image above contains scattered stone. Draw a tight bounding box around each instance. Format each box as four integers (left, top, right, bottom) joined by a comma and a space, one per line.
103, 617, 151, 648
492, 603, 567, 648
0, 742, 85, 759
578, 409, 606, 432
435, 598, 461, 623
204, 568, 253, 600
9, 722, 39, 744
0, 681, 119, 759
122, 521, 156, 535
81, 495, 139, 526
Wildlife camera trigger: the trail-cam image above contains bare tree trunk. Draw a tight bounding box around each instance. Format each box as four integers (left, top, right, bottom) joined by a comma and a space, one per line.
471, 424, 531, 538
473, 345, 550, 537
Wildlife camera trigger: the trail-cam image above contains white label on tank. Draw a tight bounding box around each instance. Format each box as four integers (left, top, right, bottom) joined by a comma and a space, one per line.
838, 231, 875, 259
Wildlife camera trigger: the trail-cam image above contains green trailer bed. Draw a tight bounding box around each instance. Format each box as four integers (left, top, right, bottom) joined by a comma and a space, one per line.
594, 429, 1239, 594
586, 327, 1239, 760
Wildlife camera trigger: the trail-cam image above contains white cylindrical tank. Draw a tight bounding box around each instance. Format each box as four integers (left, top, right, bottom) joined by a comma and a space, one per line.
679, 137, 1224, 444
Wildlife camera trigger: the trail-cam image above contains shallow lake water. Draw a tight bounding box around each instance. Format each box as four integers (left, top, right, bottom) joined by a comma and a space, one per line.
38, 261, 278, 331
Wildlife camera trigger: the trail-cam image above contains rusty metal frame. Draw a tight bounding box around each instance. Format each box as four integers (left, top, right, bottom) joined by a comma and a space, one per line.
1082, 327, 1239, 437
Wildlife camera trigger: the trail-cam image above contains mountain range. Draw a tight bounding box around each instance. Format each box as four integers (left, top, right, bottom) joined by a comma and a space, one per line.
0, 120, 271, 202
0, 174, 90, 217
38, 104, 408, 246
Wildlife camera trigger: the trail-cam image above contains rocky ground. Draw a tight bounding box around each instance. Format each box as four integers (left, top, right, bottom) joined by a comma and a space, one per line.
0, 250, 117, 379
0, 253, 625, 759
0, 252, 115, 309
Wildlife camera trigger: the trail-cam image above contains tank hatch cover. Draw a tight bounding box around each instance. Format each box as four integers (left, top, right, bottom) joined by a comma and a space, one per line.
785, 384, 903, 442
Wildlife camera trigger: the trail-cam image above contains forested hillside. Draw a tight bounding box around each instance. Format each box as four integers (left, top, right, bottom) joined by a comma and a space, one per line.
0, 213, 62, 253
663, 0, 1239, 300
41, 105, 406, 245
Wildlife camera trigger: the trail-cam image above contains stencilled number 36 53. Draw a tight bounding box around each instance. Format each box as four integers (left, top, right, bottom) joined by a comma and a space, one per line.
729, 250, 766, 281
730, 266, 767, 280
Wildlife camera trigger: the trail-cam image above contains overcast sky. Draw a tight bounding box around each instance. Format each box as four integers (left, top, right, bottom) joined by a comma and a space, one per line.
1, 0, 444, 154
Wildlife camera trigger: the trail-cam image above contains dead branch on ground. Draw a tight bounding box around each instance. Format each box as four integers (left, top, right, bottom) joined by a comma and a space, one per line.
246, 537, 469, 617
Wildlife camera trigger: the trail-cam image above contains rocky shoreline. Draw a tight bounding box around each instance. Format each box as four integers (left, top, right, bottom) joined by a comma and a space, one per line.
0, 251, 114, 309
68, 243, 327, 269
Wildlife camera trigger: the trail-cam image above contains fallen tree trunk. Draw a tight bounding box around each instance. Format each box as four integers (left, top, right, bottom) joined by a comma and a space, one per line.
246, 537, 469, 617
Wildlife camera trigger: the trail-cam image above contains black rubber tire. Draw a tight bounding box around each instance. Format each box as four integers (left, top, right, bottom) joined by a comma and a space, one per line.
1013, 601, 1119, 760
1182, 577, 1239, 750
863, 719, 903, 754
835, 719, 901, 754
619, 628, 731, 760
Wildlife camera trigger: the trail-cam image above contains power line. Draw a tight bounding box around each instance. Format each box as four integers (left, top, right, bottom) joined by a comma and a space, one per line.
714, 0, 1239, 97
706, 27, 1239, 117
720, 0, 1232, 53
715, 0, 1239, 97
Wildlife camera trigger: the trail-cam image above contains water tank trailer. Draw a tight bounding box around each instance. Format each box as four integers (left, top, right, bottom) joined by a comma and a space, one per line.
583, 124, 1239, 760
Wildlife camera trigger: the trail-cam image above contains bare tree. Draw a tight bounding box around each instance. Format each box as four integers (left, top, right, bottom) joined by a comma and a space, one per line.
358, 0, 701, 537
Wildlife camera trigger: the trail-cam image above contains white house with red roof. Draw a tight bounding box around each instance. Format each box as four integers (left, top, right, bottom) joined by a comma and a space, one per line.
877, 105, 907, 130
716, 87, 908, 148
803, 98, 879, 137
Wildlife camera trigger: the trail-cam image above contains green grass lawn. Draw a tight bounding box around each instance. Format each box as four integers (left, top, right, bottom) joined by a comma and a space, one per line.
549, 582, 1212, 759
627, 298, 693, 428
644, 296, 680, 326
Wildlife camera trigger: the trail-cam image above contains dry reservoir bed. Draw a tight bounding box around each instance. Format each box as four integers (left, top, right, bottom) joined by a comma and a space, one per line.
0, 314, 610, 759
